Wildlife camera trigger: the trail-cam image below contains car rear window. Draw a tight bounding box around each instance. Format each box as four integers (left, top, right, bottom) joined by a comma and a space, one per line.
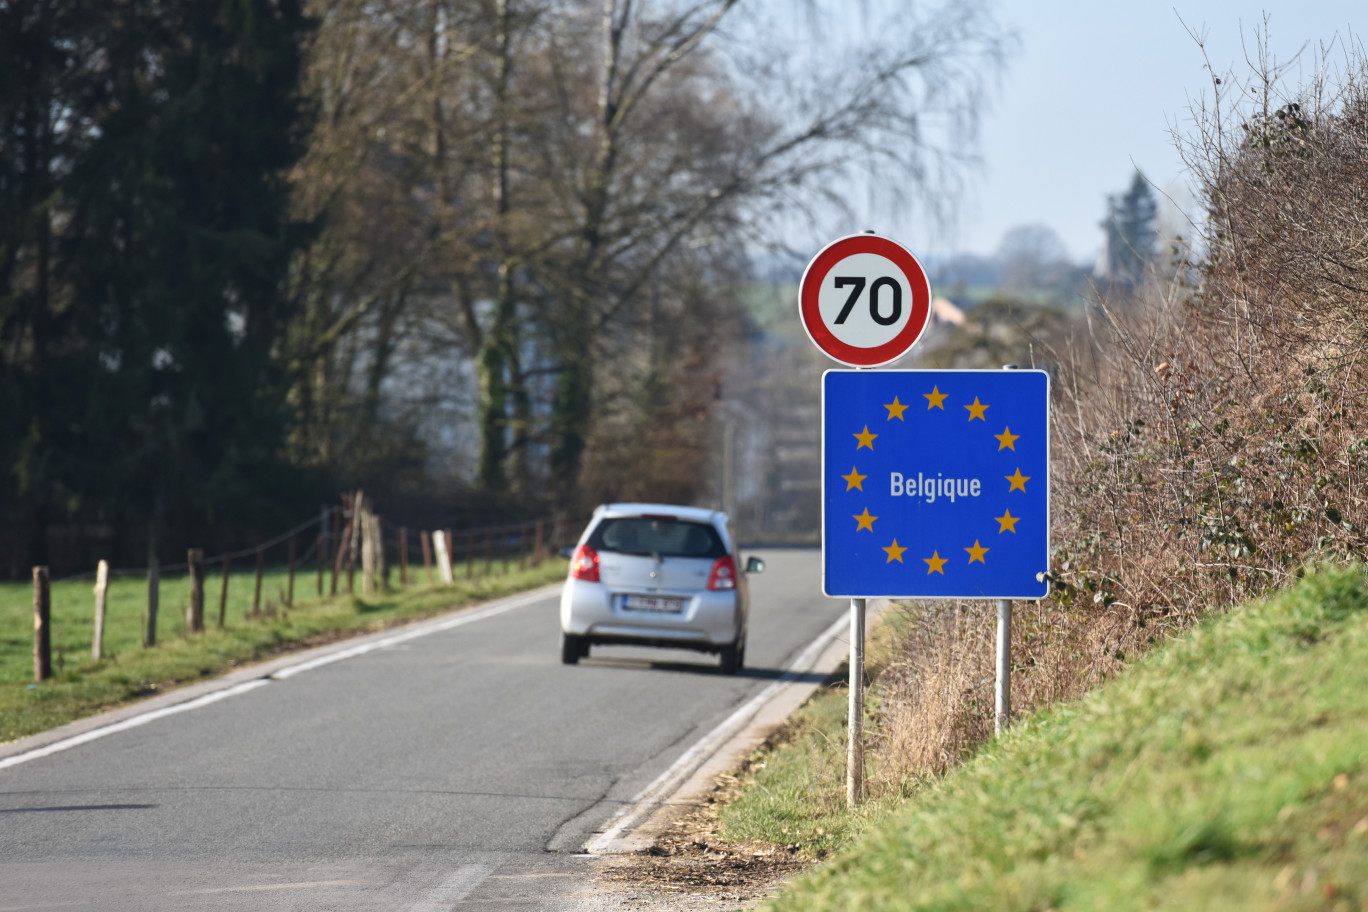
589, 517, 725, 559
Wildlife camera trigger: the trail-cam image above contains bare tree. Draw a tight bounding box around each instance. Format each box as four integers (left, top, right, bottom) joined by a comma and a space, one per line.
523, 0, 1009, 508
287, 0, 1008, 514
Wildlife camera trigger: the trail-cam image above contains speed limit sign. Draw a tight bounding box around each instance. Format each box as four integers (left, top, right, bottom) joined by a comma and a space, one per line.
798, 233, 932, 367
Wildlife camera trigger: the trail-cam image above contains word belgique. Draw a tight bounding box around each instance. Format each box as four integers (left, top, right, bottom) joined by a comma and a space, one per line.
888, 472, 981, 503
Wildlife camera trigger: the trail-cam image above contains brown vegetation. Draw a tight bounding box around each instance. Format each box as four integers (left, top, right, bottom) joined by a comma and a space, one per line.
872, 39, 1368, 783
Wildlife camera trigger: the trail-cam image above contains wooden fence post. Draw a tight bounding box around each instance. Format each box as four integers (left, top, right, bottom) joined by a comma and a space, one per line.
420, 530, 433, 583
34, 566, 52, 681
534, 519, 545, 565
347, 491, 363, 594
361, 511, 375, 595
219, 555, 231, 628
434, 530, 454, 585
145, 556, 159, 648
376, 516, 388, 591
287, 537, 297, 607
368, 512, 379, 592
253, 547, 265, 615
318, 507, 328, 596
398, 527, 408, 587
466, 531, 475, 579
330, 499, 345, 595
93, 560, 109, 660
370, 513, 381, 591
484, 531, 493, 576
187, 549, 205, 633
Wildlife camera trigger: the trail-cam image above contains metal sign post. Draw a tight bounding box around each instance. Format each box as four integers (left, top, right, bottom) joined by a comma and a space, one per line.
798, 231, 932, 808
996, 365, 1018, 737
847, 596, 865, 805
996, 598, 1011, 735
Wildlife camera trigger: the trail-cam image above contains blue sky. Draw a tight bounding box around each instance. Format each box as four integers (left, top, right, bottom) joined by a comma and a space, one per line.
885, 1, 1361, 264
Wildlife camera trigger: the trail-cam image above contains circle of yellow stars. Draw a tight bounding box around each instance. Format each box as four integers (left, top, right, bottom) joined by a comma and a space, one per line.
842, 385, 1034, 574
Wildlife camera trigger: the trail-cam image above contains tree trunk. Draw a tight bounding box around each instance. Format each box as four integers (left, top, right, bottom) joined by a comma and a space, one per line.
550, 320, 594, 507
476, 336, 509, 491
356, 291, 403, 461
476, 0, 519, 494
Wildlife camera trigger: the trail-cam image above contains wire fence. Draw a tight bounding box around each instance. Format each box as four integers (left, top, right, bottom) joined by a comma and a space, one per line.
48, 513, 329, 584
20, 491, 572, 682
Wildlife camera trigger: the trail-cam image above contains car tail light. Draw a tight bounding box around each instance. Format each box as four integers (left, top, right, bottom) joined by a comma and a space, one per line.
570, 544, 600, 582
707, 555, 737, 591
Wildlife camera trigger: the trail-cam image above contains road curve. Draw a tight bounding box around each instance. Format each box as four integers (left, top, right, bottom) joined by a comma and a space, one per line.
0, 548, 842, 911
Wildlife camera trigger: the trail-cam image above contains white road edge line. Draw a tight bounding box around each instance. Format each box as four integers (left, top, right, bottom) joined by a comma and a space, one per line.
0, 588, 555, 773
583, 611, 850, 855
0, 680, 271, 772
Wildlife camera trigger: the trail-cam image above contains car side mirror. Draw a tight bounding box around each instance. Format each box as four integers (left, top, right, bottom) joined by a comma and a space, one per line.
560, 545, 574, 559
744, 556, 765, 574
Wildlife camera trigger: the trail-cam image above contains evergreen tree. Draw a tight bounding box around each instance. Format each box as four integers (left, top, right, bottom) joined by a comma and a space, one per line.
1099, 171, 1158, 286
1, 0, 315, 570
0, 0, 108, 569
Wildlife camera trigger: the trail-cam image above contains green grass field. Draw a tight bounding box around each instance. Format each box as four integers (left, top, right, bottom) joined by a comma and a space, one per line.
1, 558, 567, 743
755, 566, 1368, 911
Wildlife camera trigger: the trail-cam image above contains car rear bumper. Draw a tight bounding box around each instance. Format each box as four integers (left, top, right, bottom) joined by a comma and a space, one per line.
560, 578, 742, 647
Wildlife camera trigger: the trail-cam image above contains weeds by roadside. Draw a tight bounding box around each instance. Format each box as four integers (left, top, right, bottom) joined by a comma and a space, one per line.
865, 34, 1368, 790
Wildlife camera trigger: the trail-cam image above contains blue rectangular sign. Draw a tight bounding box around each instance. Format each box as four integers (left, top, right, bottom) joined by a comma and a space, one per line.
822, 369, 1050, 599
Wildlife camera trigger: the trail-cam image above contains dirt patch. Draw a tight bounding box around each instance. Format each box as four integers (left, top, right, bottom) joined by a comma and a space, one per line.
594, 731, 821, 910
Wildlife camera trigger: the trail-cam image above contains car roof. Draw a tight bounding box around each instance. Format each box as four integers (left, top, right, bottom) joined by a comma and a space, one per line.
594, 503, 727, 525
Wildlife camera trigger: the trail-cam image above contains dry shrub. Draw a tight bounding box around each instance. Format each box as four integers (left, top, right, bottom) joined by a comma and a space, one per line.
874, 603, 995, 780
873, 35, 1368, 787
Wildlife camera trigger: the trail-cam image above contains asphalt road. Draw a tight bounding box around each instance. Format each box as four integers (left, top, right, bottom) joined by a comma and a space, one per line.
0, 548, 842, 911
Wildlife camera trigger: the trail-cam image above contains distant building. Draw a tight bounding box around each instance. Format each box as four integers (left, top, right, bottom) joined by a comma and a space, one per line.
931, 297, 965, 326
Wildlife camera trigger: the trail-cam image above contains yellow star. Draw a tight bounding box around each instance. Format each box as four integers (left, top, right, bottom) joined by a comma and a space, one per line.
841, 466, 867, 491
883, 539, 908, 563
995, 509, 1020, 533
853, 508, 878, 531
923, 386, 947, 410
884, 396, 908, 421
853, 425, 878, 449
995, 426, 1020, 451
923, 550, 946, 574
965, 397, 989, 421
1006, 468, 1031, 492
965, 540, 989, 564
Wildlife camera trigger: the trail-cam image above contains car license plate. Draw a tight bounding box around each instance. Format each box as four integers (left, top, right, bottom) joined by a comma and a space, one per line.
625, 595, 685, 613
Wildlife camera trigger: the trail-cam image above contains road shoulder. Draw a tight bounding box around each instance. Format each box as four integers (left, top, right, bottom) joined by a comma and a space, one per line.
583, 599, 889, 908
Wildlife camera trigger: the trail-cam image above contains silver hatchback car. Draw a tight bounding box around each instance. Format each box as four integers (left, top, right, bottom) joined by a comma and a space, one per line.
559, 503, 763, 673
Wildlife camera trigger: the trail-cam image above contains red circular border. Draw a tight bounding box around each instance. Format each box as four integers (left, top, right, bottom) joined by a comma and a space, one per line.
798, 234, 932, 367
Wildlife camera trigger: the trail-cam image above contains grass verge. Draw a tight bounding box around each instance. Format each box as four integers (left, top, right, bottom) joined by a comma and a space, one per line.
755, 565, 1368, 910
717, 602, 917, 856
1, 560, 566, 743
